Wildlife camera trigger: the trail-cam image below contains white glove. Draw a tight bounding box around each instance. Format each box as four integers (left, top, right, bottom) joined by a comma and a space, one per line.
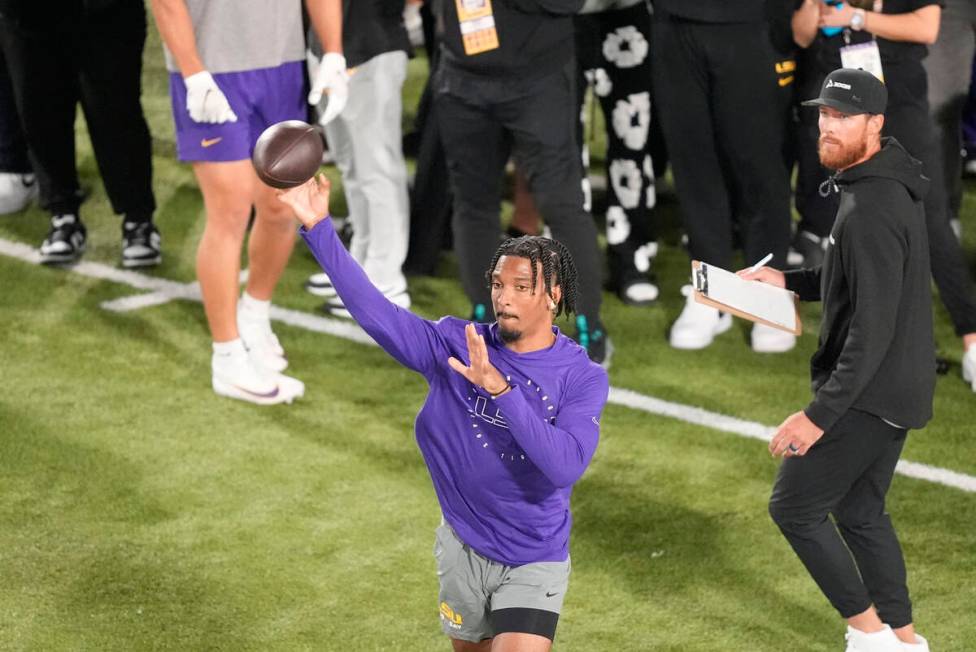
307, 51, 349, 126
184, 71, 238, 124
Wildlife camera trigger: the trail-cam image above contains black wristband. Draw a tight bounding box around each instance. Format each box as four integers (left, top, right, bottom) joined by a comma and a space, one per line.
489, 384, 512, 399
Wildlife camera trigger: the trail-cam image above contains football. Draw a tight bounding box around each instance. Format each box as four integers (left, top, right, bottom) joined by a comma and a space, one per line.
251, 120, 324, 189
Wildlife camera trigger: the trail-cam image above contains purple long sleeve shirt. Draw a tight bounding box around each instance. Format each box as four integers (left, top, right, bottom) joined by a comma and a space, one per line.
302, 219, 609, 566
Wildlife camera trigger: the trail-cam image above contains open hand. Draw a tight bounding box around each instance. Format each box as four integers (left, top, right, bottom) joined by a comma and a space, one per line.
447, 323, 508, 395
769, 411, 825, 457
276, 174, 331, 230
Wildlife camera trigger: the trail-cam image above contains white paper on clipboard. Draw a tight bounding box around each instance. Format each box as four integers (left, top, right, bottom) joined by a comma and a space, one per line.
692, 261, 801, 335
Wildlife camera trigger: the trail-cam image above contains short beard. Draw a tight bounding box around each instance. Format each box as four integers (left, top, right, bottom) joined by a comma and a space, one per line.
498, 326, 522, 344
818, 132, 868, 171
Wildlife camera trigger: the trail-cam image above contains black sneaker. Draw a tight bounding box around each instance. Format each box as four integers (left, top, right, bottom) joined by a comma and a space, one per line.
575, 315, 613, 369
39, 213, 86, 264
121, 221, 161, 268
305, 272, 337, 297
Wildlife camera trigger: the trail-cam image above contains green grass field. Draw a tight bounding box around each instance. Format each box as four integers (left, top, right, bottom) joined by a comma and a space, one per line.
1, 17, 974, 652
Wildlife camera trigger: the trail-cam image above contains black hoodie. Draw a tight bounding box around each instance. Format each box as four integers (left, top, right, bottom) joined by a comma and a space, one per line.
784, 138, 935, 432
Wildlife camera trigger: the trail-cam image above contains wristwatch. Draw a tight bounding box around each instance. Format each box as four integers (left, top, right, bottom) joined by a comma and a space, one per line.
850, 8, 866, 31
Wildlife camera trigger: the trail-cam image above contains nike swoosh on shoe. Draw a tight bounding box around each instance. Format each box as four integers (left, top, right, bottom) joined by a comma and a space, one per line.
232, 384, 280, 400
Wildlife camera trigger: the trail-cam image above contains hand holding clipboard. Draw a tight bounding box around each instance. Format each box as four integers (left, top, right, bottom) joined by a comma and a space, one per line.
692, 260, 801, 336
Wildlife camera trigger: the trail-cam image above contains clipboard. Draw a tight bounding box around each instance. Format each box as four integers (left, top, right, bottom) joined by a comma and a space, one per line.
692, 260, 802, 336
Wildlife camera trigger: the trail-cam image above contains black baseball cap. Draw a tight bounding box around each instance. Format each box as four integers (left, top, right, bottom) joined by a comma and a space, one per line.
802, 68, 887, 116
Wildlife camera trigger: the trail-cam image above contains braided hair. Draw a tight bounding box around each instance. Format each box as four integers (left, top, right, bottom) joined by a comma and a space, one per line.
484, 236, 579, 319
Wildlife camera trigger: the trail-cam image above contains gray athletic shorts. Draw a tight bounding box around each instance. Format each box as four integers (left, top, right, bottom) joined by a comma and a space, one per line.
433, 521, 571, 643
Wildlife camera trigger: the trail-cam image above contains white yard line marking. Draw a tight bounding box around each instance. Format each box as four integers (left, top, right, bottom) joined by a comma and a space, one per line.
3, 236, 974, 494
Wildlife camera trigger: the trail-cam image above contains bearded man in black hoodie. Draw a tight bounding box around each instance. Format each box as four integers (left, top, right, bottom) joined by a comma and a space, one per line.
742, 69, 935, 652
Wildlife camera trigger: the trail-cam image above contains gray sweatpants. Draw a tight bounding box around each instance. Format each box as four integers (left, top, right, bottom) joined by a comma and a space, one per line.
325, 50, 410, 297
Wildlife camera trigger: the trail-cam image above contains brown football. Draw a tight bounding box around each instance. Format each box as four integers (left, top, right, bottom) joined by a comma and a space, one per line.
251, 120, 324, 189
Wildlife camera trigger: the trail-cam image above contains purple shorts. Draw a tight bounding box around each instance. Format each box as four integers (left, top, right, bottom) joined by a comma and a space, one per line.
169, 61, 307, 162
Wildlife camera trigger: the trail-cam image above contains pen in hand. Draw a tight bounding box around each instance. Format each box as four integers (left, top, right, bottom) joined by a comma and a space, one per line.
747, 253, 774, 275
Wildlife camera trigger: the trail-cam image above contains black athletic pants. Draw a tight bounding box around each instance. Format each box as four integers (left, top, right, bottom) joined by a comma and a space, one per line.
796, 61, 976, 336
769, 409, 913, 628
434, 62, 603, 324
651, 14, 792, 271
0, 47, 30, 174
0, 2, 154, 219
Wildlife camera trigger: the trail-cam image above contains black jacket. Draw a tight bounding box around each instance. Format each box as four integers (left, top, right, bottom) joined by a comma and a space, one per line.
784, 138, 935, 431
434, 0, 582, 79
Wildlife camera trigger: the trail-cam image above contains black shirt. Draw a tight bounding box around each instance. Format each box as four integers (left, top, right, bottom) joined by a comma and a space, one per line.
654, 0, 766, 23
342, 0, 411, 69
797, 0, 943, 69
435, 0, 582, 79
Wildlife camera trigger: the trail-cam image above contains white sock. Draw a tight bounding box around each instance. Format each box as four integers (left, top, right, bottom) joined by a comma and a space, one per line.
213, 338, 246, 356
240, 291, 271, 317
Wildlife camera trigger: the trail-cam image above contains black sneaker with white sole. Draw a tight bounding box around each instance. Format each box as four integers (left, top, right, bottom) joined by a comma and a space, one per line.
121, 221, 162, 268
305, 272, 337, 297
39, 213, 86, 264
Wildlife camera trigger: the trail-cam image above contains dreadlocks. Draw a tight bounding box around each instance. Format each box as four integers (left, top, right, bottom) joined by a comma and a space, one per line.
485, 235, 579, 318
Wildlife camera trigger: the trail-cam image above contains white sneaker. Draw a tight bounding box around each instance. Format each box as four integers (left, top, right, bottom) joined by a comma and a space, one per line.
211, 342, 303, 405
899, 633, 929, 651
751, 322, 797, 353
0, 172, 37, 214
238, 303, 288, 373
621, 281, 659, 306
669, 286, 732, 350
845, 625, 902, 652
962, 347, 976, 391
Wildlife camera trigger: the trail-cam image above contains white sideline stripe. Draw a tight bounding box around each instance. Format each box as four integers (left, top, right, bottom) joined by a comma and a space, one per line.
2, 236, 975, 494
100, 271, 248, 312
608, 388, 976, 493
895, 460, 976, 493
0, 237, 379, 345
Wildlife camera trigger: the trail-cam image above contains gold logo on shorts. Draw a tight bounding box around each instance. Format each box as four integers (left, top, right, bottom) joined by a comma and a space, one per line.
201, 137, 222, 148
440, 602, 463, 626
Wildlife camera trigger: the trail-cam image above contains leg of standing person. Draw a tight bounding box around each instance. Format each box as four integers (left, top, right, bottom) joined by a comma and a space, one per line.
924, 0, 976, 233
884, 69, 976, 390
321, 50, 410, 318
76, 1, 160, 267
652, 15, 733, 350
793, 68, 841, 267
506, 63, 610, 363
241, 63, 308, 371
769, 410, 922, 647
0, 17, 86, 263
710, 21, 794, 353
592, 3, 658, 306
168, 62, 305, 404
0, 44, 36, 214
435, 70, 512, 323
404, 43, 454, 277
